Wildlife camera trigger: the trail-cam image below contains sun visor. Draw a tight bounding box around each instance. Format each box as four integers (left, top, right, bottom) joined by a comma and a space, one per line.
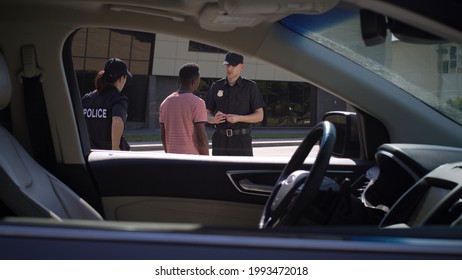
199, 0, 339, 31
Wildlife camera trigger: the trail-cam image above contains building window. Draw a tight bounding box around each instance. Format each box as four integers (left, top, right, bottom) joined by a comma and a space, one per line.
72, 28, 155, 122
188, 41, 227, 54
441, 45, 462, 74
258, 81, 313, 127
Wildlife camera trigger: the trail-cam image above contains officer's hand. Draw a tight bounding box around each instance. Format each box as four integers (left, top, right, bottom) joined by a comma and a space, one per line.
225, 114, 241, 123
214, 111, 227, 124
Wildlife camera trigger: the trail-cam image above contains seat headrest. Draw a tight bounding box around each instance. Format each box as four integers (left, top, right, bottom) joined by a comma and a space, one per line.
0, 52, 12, 110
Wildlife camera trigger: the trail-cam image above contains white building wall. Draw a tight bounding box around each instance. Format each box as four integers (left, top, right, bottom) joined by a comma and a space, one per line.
152, 34, 303, 81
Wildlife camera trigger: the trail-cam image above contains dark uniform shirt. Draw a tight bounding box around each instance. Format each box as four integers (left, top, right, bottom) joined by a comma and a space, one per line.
206, 76, 265, 156
82, 85, 128, 150
206, 76, 265, 129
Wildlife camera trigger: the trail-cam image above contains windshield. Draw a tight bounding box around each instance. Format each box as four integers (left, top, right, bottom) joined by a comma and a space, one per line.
281, 8, 462, 125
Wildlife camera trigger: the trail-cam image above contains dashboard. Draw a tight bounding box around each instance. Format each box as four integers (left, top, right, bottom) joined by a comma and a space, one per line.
361, 144, 462, 227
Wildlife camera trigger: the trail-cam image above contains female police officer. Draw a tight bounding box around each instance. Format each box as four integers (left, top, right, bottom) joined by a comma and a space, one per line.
82, 58, 132, 150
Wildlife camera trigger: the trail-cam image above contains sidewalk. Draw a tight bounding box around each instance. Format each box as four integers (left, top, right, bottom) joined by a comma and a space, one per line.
125, 127, 308, 151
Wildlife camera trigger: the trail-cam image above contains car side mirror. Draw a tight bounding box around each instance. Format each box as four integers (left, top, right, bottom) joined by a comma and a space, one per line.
323, 111, 360, 158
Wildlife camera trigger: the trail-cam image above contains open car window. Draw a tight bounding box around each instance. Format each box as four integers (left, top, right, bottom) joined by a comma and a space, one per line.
71, 28, 356, 157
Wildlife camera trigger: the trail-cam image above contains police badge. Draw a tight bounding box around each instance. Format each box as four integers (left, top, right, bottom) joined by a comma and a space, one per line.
217, 90, 223, 97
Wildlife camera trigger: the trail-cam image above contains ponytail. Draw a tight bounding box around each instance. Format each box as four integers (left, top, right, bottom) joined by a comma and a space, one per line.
95, 70, 104, 93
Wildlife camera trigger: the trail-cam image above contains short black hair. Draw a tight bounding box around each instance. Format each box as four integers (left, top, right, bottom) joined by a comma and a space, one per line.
179, 63, 200, 84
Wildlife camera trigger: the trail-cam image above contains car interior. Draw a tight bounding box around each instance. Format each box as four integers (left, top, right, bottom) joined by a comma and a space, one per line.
0, 52, 102, 221
1, 42, 462, 231
1, 0, 462, 259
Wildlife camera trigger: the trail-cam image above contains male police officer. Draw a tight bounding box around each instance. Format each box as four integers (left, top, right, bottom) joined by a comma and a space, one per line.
82, 58, 132, 150
206, 52, 265, 156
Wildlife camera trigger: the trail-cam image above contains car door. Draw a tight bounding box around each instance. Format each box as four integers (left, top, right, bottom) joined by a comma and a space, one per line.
83, 147, 373, 227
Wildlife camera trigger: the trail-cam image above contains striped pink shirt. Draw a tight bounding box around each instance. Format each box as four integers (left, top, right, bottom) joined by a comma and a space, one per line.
159, 91, 207, 154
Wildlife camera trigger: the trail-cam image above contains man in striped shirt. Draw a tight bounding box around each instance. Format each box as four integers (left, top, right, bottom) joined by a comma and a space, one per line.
159, 63, 209, 155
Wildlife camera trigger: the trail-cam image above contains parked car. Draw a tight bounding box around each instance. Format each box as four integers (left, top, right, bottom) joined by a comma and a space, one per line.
1, 0, 462, 260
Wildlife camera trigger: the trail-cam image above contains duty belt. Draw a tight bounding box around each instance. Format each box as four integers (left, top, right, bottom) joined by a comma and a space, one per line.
217, 128, 251, 137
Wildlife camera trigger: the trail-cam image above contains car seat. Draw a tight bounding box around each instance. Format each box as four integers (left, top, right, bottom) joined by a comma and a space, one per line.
0, 51, 102, 220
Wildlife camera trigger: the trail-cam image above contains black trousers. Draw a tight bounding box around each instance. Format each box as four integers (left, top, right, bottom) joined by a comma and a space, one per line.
212, 132, 253, 156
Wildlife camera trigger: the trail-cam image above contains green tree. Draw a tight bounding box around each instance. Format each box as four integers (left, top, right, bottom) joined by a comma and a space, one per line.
448, 97, 462, 111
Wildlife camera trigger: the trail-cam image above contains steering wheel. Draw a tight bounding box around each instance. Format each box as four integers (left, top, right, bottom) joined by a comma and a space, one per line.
259, 121, 336, 229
